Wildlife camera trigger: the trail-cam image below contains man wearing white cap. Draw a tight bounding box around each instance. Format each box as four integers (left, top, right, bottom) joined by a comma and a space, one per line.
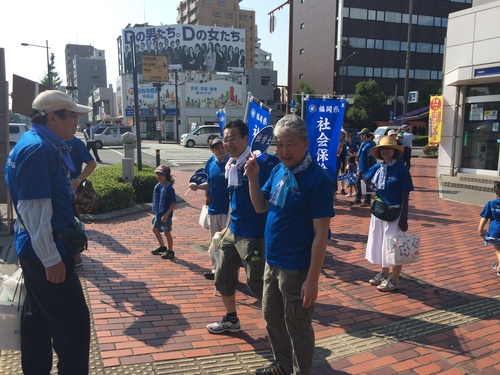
5, 90, 92, 374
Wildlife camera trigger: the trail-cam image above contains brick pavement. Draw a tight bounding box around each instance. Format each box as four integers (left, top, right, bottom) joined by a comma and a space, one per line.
3, 156, 500, 374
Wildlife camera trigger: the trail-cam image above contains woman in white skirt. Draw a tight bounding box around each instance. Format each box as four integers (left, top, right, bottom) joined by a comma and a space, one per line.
364, 136, 414, 292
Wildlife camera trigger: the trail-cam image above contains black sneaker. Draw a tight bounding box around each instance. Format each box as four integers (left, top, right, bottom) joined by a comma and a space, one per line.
340, 189, 347, 195
151, 246, 166, 255
254, 362, 290, 375
161, 250, 175, 259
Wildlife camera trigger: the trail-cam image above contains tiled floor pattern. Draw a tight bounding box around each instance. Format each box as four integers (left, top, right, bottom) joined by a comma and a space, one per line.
2, 157, 500, 374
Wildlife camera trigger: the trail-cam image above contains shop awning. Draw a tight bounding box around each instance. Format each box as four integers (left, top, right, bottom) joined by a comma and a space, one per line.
395, 106, 429, 124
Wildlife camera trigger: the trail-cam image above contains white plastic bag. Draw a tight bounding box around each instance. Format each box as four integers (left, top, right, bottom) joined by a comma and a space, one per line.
208, 231, 223, 262
0, 268, 25, 304
198, 205, 209, 229
0, 268, 24, 350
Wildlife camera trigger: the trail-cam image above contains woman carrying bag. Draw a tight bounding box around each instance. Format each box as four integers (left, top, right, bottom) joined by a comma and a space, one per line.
364, 136, 414, 292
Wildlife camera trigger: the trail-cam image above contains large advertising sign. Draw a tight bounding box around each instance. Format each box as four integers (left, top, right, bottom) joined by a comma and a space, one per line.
122, 24, 246, 75
117, 71, 244, 119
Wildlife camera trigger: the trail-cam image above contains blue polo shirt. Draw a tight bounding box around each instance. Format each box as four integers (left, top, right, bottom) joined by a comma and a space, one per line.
228, 157, 274, 238
358, 140, 375, 173
204, 155, 230, 215
365, 161, 414, 205
5, 129, 76, 258
480, 198, 500, 238
65, 137, 94, 179
262, 161, 335, 270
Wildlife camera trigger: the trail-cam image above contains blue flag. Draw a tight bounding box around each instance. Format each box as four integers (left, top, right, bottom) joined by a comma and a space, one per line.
216, 109, 226, 136
247, 100, 271, 146
305, 98, 346, 181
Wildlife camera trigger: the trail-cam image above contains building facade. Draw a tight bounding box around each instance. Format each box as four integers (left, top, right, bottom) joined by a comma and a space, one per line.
440, 0, 500, 177
291, 0, 472, 104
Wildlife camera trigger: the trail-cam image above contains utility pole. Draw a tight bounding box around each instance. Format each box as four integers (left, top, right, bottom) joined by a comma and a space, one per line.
403, 0, 414, 114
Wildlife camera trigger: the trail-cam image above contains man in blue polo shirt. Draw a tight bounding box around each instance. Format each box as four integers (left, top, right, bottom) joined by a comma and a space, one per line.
245, 114, 334, 375
354, 128, 376, 206
5, 90, 92, 374
189, 135, 230, 279
206, 119, 278, 334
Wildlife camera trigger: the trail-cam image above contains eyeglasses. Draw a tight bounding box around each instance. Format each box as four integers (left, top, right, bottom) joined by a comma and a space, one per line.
222, 135, 242, 144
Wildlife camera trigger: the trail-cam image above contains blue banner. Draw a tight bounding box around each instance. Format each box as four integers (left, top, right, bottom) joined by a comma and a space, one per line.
305, 98, 346, 181
217, 109, 226, 136
247, 100, 271, 146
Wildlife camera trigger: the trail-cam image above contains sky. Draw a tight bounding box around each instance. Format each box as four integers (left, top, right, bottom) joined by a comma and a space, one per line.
1, 0, 290, 94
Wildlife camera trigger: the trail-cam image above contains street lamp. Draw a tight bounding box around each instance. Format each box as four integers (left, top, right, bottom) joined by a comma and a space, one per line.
339, 51, 356, 98
21, 40, 51, 88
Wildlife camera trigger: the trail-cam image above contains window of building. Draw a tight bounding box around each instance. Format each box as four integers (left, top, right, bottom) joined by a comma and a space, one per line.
300, 23, 305, 29
240, 14, 248, 20
373, 67, 382, 77
382, 68, 398, 78
347, 66, 364, 77
204, 0, 211, 3
350, 8, 367, 20
418, 15, 434, 26
434, 17, 442, 27
416, 42, 432, 53
365, 67, 373, 77
375, 40, 383, 49
299, 74, 304, 79
376, 11, 384, 21
217, 0, 225, 6
368, 10, 376, 20
441, 18, 448, 27
349, 37, 365, 48
414, 69, 430, 80
261, 76, 271, 86
214, 22, 221, 27
300, 48, 305, 54
214, 10, 221, 17
385, 12, 401, 23
384, 40, 400, 51
226, 11, 234, 18
366, 39, 375, 49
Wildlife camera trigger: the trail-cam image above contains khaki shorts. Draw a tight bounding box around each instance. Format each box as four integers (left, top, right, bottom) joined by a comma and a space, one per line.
214, 230, 265, 299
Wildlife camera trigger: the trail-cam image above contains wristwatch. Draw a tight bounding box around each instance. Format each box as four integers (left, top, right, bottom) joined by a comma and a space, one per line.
75, 177, 82, 184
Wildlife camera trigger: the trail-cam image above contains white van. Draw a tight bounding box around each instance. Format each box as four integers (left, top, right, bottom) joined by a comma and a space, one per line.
94, 126, 135, 148
180, 125, 220, 147
373, 125, 400, 145
9, 123, 29, 147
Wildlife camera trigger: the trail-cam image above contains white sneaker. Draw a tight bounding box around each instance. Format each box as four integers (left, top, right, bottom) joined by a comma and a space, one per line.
369, 272, 388, 286
206, 316, 241, 334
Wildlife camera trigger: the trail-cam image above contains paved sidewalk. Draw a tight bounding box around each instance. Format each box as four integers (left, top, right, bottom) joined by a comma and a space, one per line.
2, 157, 500, 374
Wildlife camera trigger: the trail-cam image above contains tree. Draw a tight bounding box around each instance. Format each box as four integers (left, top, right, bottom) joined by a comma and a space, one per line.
417, 81, 441, 108
41, 53, 62, 89
294, 79, 315, 117
345, 79, 385, 129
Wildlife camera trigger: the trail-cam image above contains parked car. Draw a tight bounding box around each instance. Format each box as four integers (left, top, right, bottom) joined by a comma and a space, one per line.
94, 126, 135, 148
180, 125, 220, 147
373, 125, 400, 145
9, 123, 29, 147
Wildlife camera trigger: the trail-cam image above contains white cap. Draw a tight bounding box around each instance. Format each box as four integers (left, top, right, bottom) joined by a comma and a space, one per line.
32, 90, 92, 117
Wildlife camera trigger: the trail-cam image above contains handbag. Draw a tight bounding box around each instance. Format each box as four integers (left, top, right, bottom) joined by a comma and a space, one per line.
199, 205, 209, 229
75, 179, 99, 215
386, 233, 421, 265
53, 216, 88, 255
0, 269, 24, 350
371, 197, 401, 222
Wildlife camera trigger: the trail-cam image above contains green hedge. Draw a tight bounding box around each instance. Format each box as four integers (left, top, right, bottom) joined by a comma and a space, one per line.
414, 135, 428, 147
90, 164, 157, 213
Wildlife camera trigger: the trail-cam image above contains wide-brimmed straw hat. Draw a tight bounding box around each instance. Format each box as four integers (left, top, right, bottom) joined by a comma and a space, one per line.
370, 136, 404, 159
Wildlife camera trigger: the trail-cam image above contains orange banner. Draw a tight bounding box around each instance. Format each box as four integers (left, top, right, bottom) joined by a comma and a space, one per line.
428, 95, 443, 145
